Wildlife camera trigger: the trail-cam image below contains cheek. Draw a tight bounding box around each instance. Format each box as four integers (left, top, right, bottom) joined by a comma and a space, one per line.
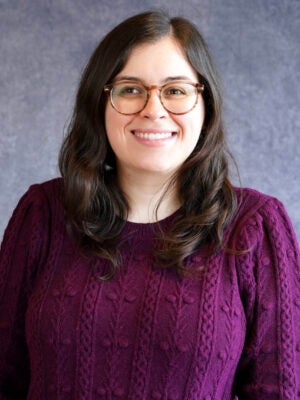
191, 103, 205, 139
105, 106, 127, 142
177, 109, 205, 142
104, 105, 118, 140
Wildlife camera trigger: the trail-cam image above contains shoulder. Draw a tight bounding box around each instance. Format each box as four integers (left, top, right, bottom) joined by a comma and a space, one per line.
233, 186, 287, 226
15, 177, 64, 217
228, 187, 298, 249
25, 177, 63, 202
2, 178, 64, 243
0, 178, 65, 276
234, 186, 279, 218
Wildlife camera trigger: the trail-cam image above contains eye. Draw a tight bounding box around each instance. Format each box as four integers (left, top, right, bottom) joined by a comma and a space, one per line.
165, 87, 185, 96
163, 84, 190, 98
114, 83, 145, 98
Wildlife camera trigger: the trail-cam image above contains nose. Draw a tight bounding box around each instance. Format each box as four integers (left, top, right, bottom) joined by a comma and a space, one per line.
139, 88, 168, 120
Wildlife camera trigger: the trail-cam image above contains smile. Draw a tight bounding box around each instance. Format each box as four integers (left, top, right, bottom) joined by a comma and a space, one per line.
132, 131, 175, 140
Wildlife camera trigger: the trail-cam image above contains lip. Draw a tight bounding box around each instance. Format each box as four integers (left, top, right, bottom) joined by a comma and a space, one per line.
131, 129, 177, 134
131, 129, 177, 146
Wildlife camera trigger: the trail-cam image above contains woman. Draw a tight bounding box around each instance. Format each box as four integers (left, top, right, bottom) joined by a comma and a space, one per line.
0, 10, 299, 400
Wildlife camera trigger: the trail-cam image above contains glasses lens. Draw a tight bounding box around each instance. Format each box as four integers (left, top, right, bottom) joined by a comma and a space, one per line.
161, 82, 197, 114
111, 82, 147, 114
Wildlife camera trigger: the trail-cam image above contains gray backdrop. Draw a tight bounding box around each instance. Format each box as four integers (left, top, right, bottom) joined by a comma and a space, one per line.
1, 0, 299, 240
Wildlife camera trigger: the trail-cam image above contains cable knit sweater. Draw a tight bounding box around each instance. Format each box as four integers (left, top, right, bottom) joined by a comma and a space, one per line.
0, 178, 300, 400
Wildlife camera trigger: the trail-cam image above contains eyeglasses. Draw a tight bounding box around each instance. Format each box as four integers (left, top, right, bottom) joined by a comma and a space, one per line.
103, 80, 204, 115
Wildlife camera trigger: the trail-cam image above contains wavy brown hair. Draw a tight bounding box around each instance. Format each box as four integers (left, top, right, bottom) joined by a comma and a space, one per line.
59, 10, 237, 277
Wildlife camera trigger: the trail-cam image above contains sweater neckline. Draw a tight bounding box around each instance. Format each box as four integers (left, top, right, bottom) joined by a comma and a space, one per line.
121, 208, 181, 237
124, 207, 181, 227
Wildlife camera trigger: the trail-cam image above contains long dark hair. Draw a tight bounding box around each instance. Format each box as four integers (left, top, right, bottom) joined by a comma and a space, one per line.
59, 10, 237, 277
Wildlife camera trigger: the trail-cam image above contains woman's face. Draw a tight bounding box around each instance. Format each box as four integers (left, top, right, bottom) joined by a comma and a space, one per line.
105, 36, 205, 178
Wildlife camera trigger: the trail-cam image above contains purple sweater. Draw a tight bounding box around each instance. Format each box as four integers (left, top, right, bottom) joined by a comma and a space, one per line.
0, 178, 300, 400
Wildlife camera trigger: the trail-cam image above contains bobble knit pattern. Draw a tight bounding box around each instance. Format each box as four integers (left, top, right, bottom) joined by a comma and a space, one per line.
0, 178, 300, 400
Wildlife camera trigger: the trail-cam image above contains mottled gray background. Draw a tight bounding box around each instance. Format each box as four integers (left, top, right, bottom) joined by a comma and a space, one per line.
1, 0, 299, 240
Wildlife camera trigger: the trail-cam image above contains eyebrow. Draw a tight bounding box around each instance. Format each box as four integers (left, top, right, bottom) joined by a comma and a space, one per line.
113, 75, 195, 84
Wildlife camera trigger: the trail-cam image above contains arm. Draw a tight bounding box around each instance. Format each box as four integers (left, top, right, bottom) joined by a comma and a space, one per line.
234, 197, 300, 399
0, 185, 50, 399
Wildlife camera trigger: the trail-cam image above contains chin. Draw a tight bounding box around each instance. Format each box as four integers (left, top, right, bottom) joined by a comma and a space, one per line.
140, 165, 178, 175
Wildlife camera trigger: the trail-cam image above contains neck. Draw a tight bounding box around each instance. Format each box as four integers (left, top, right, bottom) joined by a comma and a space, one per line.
117, 168, 180, 223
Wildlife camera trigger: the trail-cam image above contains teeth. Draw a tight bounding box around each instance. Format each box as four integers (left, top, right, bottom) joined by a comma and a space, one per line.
134, 132, 173, 140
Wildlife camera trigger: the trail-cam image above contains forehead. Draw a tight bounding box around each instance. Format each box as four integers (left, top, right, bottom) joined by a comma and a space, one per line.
115, 36, 198, 83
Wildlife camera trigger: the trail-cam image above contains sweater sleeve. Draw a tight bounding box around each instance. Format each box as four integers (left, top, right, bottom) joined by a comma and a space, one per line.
0, 184, 50, 399
234, 196, 300, 399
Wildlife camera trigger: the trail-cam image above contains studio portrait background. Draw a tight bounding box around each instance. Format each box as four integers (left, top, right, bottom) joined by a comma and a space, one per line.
0, 0, 299, 240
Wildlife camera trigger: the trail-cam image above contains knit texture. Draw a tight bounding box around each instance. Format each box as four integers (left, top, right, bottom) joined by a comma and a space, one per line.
0, 178, 299, 400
